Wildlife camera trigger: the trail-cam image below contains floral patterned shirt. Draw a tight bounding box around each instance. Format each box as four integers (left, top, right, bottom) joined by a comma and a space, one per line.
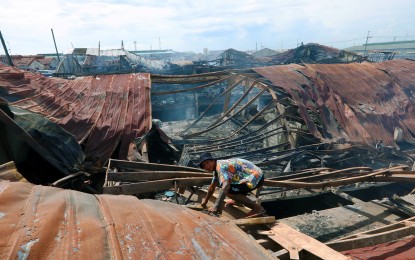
213, 158, 263, 189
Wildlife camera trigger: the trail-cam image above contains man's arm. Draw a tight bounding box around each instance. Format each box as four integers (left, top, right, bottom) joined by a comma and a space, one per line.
209, 180, 230, 213
201, 181, 217, 208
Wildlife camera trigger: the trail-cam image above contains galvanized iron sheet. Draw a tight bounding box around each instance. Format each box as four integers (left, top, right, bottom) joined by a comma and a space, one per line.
0, 181, 272, 259
341, 236, 415, 259
254, 60, 415, 145
0, 65, 152, 164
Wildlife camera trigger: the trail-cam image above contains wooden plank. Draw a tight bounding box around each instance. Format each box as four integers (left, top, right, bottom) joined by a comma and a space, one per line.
181, 188, 250, 219
269, 222, 349, 260
233, 216, 276, 226
107, 171, 212, 182
103, 177, 211, 195
386, 195, 415, 217
327, 216, 415, 251
289, 167, 373, 182
151, 73, 229, 84
266, 232, 300, 260
268, 168, 331, 181
108, 159, 206, 173
263, 166, 409, 189
331, 189, 364, 204
327, 225, 415, 252
151, 76, 231, 95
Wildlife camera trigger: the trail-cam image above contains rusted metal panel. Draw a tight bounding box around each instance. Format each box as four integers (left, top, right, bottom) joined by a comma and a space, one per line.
0, 65, 152, 164
254, 60, 415, 145
341, 236, 415, 259
0, 181, 273, 259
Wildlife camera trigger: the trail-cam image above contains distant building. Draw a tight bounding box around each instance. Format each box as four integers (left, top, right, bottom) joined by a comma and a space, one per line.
345, 40, 415, 60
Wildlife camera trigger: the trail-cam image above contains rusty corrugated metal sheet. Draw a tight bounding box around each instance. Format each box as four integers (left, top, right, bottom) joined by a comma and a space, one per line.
0, 64, 152, 163
0, 181, 272, 259
341, 236, 415, 259
254, 60, 415, 145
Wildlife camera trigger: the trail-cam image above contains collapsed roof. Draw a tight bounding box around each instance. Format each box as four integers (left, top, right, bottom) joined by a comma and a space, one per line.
150, 60, 415, 172
0, 64, 152, 165
268, 43, 363, 64
253, 60, 415, 145
0, 180, 273, 259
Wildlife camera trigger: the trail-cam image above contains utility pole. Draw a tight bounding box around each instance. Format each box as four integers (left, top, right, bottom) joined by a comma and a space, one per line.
98, 41, 100, 56
51, 29, 61, 62
363, 31, 372, 57
0, 30, 13, 66
134, 40, 137, 51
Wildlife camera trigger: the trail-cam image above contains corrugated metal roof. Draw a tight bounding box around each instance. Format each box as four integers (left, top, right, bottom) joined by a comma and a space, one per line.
345, 40, 415, 52
0, 180, 272, 259
341, 236, 415, 259
254, 59, 415, 145
0, 64, 152, 163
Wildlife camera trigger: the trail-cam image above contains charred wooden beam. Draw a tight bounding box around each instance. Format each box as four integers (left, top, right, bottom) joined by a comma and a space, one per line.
106, 159, 205, 173
183, 88, 266, 138
331, 188, 364, 204
255, 143, 325, 167
180, 76, 245, 136
107, 170, 212, 182
151, 71, 230, 84
187, 127, 285, 154
267, 168, 331, 181
151, 75, 232, 95
103, 177, 212, 195
288, 166, 373, 182
263, 166, 409, 189
198, 99, 277, 141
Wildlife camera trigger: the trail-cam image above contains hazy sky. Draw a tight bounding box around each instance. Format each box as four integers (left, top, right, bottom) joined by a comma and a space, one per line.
0, 0, 414, 55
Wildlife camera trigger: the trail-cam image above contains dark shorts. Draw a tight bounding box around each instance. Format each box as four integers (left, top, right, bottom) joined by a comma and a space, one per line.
228, 175, 264, 195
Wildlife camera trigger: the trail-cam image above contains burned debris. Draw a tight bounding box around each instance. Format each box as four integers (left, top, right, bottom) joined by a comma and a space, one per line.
268, 43, 363, 64
1, 55, 415, 258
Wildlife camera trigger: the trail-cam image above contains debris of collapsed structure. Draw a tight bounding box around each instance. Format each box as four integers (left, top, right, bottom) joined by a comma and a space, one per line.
152, 59, 415, 173
47, 43, 364, 77
54, 48, 166, 76
2, 57, 415, 258
268, 43, 363, 64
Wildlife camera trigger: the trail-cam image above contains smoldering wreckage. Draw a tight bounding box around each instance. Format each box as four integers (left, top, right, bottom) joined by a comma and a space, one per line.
1, 44, 415, 259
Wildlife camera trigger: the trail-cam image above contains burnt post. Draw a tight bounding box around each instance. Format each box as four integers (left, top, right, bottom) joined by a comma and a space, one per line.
0, 30, 14, 66
51, 28, 61, 62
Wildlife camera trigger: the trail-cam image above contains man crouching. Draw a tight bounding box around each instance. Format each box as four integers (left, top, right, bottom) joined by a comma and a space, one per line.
199, 152, 265, 217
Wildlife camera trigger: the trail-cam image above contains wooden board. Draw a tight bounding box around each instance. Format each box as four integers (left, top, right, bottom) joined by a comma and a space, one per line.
103, 177, 211, 195
266, 222, 349, 260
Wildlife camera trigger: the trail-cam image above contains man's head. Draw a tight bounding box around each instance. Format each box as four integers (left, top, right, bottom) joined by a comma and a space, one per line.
198, 152, 216, 172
